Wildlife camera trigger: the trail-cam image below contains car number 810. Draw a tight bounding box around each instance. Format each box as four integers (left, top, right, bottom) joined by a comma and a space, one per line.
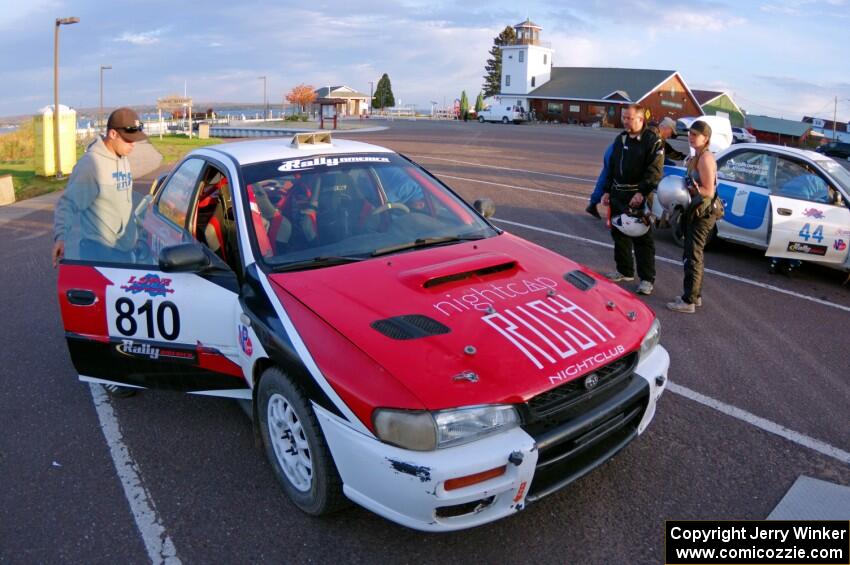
115, 298, 181, 341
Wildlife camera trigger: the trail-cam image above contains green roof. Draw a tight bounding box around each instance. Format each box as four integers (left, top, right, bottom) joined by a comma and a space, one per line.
526, 67, 676, 102
746, 114, 812, 137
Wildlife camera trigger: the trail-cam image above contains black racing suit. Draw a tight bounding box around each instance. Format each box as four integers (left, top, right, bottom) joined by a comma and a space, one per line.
602, 128, 665, 282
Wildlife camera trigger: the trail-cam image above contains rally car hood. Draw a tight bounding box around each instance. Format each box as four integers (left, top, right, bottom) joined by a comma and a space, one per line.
269, 233, 655, 411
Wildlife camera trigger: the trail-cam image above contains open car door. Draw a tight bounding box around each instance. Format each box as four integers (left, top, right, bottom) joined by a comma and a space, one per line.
766, 195, 850, 265
56, 157, 250, 398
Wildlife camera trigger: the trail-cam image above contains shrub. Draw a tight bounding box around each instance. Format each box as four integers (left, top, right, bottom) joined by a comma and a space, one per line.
0, 120, 35, 161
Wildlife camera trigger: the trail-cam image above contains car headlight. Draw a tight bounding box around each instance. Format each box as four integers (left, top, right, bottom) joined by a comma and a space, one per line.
639, 318, 661, 361
373, 405, 519, 451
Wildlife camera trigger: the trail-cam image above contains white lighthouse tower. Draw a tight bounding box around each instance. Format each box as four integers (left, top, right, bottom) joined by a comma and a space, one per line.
499, 19, 554, 108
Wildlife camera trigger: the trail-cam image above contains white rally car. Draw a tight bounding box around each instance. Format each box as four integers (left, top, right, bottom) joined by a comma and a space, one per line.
664, 144, 850, 271
57, 133, 668, 531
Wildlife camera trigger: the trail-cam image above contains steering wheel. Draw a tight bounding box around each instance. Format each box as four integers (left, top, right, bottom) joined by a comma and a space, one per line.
370, 202, 410, 216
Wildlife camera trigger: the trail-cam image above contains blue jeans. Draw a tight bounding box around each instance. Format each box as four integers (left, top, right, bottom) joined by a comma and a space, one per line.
79, 239, 134, 264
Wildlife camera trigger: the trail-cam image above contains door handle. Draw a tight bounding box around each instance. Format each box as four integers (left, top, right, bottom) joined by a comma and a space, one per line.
777, 208, 792, 216
66, 289, 96, 306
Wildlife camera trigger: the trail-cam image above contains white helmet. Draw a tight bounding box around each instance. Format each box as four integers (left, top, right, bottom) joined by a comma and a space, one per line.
612, 213, 650, 237
657, 175, 691, 212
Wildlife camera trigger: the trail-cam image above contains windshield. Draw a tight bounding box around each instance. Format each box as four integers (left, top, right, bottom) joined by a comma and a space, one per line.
815, 158, 850, 193
240, 153, 498, 267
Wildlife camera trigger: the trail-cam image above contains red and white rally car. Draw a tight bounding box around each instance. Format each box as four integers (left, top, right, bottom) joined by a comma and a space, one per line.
57, 133, 669, 531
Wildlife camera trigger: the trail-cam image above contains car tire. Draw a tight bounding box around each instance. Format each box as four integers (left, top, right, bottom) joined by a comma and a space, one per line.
258, 367, 347, 515
478, 116, 485, 123
501, 117, 509, 124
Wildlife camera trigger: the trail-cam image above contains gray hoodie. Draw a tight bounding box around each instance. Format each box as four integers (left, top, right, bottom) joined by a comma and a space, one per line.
53, 136, 137, 252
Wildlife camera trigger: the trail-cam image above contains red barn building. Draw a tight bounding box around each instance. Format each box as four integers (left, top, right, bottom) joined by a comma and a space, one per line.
496, 20, 703, 127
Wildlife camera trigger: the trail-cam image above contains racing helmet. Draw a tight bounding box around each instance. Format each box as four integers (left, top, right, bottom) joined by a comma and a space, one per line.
612, 213, 650, 237
657, 175, 691, 212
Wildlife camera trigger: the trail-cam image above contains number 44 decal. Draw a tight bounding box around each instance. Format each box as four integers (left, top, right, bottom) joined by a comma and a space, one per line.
798, 223, 824, 243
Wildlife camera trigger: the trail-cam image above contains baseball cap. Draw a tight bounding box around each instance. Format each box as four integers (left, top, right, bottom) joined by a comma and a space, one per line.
659, 116, 678, 137
106, 107, 147, 142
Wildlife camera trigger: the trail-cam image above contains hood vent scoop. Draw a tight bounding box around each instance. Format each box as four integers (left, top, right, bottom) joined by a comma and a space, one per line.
563, 270, 596, 291
371, 315, 451, 340
399, 253, 519, 290
422, 261, 516, 289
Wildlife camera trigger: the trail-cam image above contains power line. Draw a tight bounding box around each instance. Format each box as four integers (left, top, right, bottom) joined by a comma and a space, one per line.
734, 93, 848, 121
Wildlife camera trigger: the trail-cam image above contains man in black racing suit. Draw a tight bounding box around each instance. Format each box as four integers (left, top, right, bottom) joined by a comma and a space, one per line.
601, 104, 665, 295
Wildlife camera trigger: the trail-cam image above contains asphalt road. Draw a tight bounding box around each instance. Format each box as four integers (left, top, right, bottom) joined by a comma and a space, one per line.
1, 120, 848, 564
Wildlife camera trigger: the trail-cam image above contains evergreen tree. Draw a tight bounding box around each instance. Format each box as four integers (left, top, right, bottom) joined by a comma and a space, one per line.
475, 91, 485, 112
460, 91, 469, 116
372, 73, 395, 110
482, 26, 516, 97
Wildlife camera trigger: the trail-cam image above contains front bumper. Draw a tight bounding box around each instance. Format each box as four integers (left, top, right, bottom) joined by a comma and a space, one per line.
317, 344, 669, 532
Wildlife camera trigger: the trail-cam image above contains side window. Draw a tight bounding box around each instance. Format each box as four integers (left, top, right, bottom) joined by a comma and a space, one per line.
773, 157, 833, 204
156, 158, 205, 228
505, 75, 511, 87
518, 50, 524, 63
191, 165, 241, 269
717, 150, 775, 188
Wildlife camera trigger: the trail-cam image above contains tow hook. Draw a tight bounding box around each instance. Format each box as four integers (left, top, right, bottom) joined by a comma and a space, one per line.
508, 451, 524, 466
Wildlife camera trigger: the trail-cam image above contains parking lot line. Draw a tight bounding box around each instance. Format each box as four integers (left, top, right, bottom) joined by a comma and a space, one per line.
668, 383, 850, 465
493, 218, 850, 314
89, 384, 181, 564
438, 174, 588, 201
410, 155, 597, 183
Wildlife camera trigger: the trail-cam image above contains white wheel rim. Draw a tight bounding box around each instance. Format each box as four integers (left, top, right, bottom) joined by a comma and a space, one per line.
267, 393, 313, 492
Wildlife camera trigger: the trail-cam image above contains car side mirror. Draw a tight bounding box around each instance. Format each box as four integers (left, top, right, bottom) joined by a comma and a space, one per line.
159, 243, 211, 273
474, 197, 496, 218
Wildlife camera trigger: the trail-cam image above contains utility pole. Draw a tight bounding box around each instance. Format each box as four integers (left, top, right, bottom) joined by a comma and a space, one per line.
833, 96, 838, 141
369, 81, 373, 115
54, 16, 80, 180
99, 65, 111, 133
258, 76, 267, 120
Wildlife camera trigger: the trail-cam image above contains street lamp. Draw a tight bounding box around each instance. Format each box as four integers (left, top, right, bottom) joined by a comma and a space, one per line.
258, 76, 267, 120
369, 81, 373, 115
54, 16, 79, 180
99, 65, 111, 133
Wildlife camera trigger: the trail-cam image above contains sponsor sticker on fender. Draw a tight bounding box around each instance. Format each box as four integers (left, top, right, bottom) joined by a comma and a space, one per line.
787, 241, 828, 256
834, 239, 847, 252
238, 324, 253, 356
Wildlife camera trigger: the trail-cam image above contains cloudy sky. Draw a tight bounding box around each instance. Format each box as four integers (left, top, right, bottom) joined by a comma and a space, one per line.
0, 0, 848, 121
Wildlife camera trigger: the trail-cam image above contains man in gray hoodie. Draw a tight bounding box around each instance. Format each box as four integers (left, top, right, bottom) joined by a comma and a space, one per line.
52, 107, 147, 266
